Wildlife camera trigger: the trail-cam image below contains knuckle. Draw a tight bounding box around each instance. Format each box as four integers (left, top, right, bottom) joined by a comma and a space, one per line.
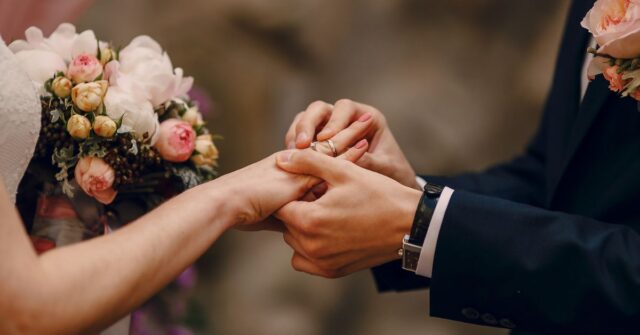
335, 98, 354, 109
305, 242, 324, 259
308, 100, 329, 110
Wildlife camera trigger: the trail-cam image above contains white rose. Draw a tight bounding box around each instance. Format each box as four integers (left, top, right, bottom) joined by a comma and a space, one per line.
104, 87, 160, 144
12, 49, 66, 90
116, 36, 193, 107
9, 23, 103, 90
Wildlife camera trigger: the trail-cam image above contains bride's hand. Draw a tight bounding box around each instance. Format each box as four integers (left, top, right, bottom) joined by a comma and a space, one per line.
213, 139, 369, 230
285, 99, 420, 189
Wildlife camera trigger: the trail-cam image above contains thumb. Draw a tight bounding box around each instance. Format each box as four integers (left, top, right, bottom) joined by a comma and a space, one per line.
276, 149, 346, 183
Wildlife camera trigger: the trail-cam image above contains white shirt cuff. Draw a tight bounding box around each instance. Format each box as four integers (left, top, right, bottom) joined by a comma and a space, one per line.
414, 186, 454, 278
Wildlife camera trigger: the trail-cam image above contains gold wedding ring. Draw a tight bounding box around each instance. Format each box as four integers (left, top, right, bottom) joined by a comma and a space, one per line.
310, 140, 338, 157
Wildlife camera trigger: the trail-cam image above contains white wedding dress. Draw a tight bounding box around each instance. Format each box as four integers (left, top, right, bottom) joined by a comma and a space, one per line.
0, 37, 130, 335
0, 37, 41, 203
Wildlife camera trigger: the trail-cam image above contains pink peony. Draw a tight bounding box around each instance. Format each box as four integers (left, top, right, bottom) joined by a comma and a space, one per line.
67, 53, 103, 83
582, 0, 640, 58
74, 156, 118, 204
603, 65, 629, 91
155, 119, 196, 162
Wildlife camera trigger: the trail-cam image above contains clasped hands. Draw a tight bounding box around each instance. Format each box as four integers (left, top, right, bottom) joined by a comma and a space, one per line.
254, 100, 423, 278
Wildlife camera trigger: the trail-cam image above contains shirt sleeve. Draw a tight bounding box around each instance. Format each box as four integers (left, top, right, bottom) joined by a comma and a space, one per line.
412, 180, 454, 278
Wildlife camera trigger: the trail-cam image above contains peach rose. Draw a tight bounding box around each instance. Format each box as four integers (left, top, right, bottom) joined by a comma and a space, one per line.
67, 53, 103, 83
582, 0, 640, 58
74, 156, 118, 204
154, 119, 196, 162
603, 65, 630, 91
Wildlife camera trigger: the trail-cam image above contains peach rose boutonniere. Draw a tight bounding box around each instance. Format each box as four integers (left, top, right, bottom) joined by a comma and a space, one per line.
582, 0, 640, 100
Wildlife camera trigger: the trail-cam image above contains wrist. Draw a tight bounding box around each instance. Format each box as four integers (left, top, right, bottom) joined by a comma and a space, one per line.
193, 181, 236, 231
386, 187, 422, 261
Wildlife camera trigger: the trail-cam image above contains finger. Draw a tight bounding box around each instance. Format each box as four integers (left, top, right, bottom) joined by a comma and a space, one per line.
285, 112, 304, 149
295, 101, 333, 149
291, 252, 334, 277
275, 200, 313, 230
276, 149, 347, 183
317, 99, 369, 140
338, 139, 369, 163
283, 231, 310, 258
317, 100, 379, 141
324, 115, 372, 155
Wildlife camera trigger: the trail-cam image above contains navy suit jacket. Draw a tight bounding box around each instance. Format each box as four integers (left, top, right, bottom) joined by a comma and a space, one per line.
372, 1, 640, 333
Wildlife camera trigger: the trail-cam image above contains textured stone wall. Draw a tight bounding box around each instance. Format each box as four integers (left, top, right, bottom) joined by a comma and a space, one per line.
79, 1, 570, 334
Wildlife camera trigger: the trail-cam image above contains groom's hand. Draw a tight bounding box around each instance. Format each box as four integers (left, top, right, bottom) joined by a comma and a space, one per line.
232, 141, 370, 232
285, 99, 420, 189
275, 149, 422, 278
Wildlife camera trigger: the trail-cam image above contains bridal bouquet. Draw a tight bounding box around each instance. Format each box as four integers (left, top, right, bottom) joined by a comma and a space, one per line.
583, 0, 640, 100
10, 23, 219, 245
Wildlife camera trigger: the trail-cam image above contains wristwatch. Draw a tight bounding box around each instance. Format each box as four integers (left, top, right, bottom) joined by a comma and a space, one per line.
400, 182, 443, 272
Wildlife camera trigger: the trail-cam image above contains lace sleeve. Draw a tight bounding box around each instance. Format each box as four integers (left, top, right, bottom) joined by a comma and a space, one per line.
0, 38, 42, 203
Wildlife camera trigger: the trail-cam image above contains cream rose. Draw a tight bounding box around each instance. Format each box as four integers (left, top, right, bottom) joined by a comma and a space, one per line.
582, 0, 640, 58
182, 106, 204, 126
52, 76, 72, 98
71, 81, 108, 112
67, 114, 91, 139
191, 134, 218, 166
74, 156, 118, 205
93, 115, 118, 138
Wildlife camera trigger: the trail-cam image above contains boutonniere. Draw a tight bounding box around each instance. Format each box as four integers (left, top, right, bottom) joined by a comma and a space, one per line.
582, 0, 640, 101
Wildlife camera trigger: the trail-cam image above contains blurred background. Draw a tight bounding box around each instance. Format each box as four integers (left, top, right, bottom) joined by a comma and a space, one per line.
4, 0, 571, 334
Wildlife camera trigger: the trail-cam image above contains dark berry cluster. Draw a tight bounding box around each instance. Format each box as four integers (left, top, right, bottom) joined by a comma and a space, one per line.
102, 134, 170, 189
35, 96, 74, 159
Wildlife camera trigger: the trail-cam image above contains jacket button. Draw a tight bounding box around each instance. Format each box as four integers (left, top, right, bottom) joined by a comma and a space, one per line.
499, 318, 516, 329
461, 307, 479, 319
481, 313, 497, 325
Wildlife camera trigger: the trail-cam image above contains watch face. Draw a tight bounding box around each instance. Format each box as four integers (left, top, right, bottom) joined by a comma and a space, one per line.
425, 183, 444, 198
402, 249, 421, 272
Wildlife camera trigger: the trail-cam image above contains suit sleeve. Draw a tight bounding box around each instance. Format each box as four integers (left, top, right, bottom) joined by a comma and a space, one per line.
428, 189, 640, 333
372, 118, 548, 291
423, 127, 547, 207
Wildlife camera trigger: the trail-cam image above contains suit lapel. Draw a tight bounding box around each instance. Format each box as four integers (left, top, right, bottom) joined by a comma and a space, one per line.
550, 76, 611, 198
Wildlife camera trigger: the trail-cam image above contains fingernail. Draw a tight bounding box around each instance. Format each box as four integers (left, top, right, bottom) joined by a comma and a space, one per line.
296, 132, 309, 145
317, 129, 331, 138
278, 151, 293, 163
355, 139, 368, 149
287, 141, 296, 149
358, 113, 372, 122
